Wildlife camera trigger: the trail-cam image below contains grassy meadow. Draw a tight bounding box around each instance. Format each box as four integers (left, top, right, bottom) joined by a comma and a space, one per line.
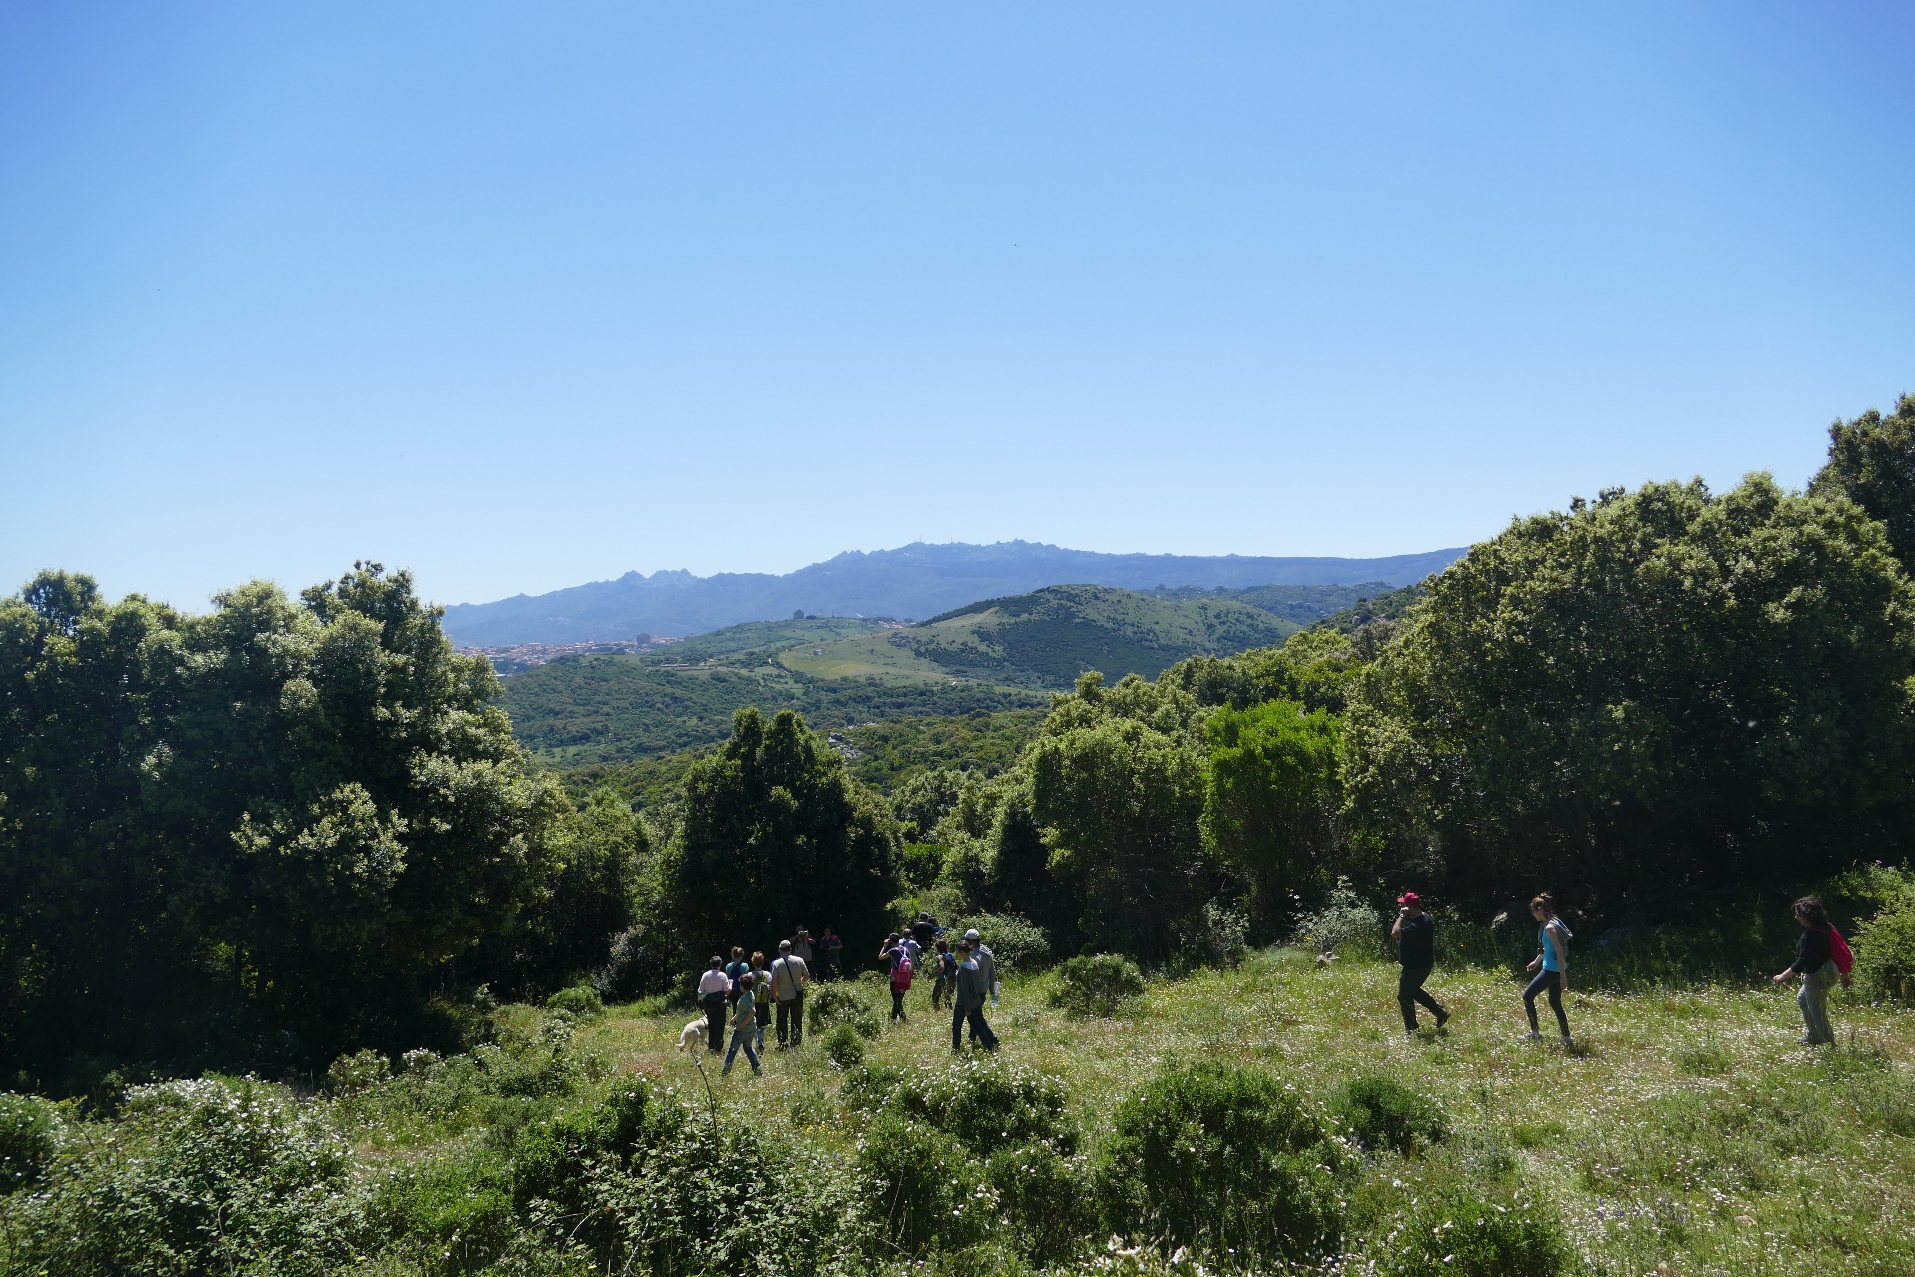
550, 951, 1910, 1274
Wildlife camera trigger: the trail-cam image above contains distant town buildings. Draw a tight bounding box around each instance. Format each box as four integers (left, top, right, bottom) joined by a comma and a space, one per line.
459, 634, 681, 676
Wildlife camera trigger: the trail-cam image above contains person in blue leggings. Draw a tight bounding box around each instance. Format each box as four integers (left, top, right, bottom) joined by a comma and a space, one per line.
1522, 892, 1573, 1044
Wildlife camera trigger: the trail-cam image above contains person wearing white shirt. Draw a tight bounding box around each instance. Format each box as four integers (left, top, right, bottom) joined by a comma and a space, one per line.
769, 939, 810, 1048
696, 956, 729, 1053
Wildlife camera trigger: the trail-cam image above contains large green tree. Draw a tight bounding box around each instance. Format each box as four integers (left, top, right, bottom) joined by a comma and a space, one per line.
664, 707, 900, 967
1812, 393, 1915, 570
1029, 673, 1212, 960
0, 565, 566, 1086
1203, 700, 1342, 936
1343, 476, 1915, 917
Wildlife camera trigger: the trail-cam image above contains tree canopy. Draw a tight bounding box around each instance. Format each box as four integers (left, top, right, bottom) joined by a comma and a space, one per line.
0, 565, 566, 1088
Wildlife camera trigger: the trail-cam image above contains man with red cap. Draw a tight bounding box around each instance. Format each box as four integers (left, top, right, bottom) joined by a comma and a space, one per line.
1391, 892, 1449, 1034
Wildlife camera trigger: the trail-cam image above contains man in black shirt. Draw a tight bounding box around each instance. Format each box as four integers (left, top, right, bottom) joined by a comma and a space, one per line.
1392, 892, 1449, 1034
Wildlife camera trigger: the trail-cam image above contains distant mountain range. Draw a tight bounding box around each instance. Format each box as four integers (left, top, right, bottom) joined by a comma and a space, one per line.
442, 541, 1465, 646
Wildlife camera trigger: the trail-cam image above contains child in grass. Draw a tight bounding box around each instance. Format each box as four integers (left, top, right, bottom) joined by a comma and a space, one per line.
723, 971, 762, 1076
1772, 895, 1845, 1045
931, 938, 956, 1011
1522, 893, 1573, 1044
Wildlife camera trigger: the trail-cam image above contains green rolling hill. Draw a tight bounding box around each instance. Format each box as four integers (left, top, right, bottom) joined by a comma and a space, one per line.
780, 583, 1298, 690
502, 585, 1298, 770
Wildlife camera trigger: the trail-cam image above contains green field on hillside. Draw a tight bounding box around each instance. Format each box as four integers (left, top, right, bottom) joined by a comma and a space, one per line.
783, 583, 1298, 691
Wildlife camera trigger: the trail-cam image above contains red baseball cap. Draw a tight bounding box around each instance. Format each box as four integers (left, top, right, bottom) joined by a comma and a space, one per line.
1396, 892, 1421, 906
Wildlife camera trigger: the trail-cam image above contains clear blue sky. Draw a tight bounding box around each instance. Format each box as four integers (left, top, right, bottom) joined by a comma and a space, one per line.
3, 3, 1912, 610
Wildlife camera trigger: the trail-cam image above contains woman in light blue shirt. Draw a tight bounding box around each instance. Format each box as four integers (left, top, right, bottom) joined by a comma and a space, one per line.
1522, 893, 1573, 1044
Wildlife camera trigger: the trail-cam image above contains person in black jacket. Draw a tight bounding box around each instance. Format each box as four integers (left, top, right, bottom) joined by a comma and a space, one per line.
1391, 892, 1449, 1034
1771, 895, 1841, 1045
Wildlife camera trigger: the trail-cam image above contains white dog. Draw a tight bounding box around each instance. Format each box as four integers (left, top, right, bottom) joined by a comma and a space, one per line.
676, 1017, 708, 1053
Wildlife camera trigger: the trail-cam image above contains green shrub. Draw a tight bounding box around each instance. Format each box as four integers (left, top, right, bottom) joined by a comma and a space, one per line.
954, 911, 1054, 974
5, 1076, 369, 1276
372, 1145, 519, 1273
840, 1063, 904, 1112
1052, 953, 1147, 1017
327, 1047, 393, 1095
1371, 1176, 1573, 1277
1095, 1060, 1347, 1264
545, 985, 605, 1018
856, 1113, 990, 1254
807, 981, 883, 1039
823, 1023, 866, 1070
986, 1142, 1097, 1264
885, 1056, 1077, 1155
1853, 885, 1915, 1002
0, 1092, 61, 1193
1334, 1073, 1448, 1156
1290, 876, 1385, 959
508, 1078, 653, 1213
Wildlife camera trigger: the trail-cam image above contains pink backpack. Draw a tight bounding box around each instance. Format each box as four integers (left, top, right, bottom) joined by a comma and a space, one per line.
891, 953, 914, 991
1828, 926, 1854, 976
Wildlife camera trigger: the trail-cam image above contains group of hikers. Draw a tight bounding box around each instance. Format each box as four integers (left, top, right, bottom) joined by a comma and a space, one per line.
1394, 890, 1854, 1047
691, 916, 999, 1075
691, 891, 1852, 1076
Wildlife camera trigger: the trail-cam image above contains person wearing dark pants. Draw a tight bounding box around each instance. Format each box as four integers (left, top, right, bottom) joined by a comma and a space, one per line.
770, 939, 809, 1048
696, 956, 730, 1053
1522, 893, 1573, 1043
1391, 891, 1448, 1034
951, 941, 999, 1051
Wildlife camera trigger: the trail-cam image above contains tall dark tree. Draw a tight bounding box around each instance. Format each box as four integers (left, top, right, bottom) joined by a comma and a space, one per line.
665, 707, 900, 967
1344, 476, 1915, 918
1812, 393, 1915, 570
1029, 673, 1212, 960
0, 565, 566, 1087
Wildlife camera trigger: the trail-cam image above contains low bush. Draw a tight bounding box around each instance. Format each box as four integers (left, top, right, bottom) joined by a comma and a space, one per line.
807, 982, 883, 1039
823, 1023, 866, 1070
1369, 1175, 1573, 1277
986, 1142, 1097, 1264
5, 1076, 369, 1276
0, 1092, 61, 1193
955, 911, 1054, 974
1853, 884, 1915, 1003
885, 1056, 1077, 1154
1095, 1060, 1347, 1265
856, 1113, 991, 1255
1290, 876, 1385, 959
371, 1145, 519, 1273
327, 1047, 393, 1095
1052, 954, 1146, 1017
545, 986, 605, 1018
1334, 1073, 1448, 1156
840, 1063, 904, 1112
508, 1078, 653, 1212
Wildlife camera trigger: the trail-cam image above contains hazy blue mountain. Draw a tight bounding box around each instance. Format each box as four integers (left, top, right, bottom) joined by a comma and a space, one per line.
442, 540, 1465, 646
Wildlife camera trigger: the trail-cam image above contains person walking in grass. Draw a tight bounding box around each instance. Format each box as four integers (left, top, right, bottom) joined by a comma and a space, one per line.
880, 933, 907, 1019
770, 938, 809, 1048
724, 946, 750, 1007
821, 925, 844, 981
952, 940, 999, 1052
888, 935, 914, 1021
750, 950, 771, 1053
697, 956, 730, 1053
1772, 895, 1849, 1046
1391, 891, 1449, 1035
722, 970, 762, 1076
964, 927, 999, 1023
1522, 893, 1574, 1044
930, 938, 957, 1011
